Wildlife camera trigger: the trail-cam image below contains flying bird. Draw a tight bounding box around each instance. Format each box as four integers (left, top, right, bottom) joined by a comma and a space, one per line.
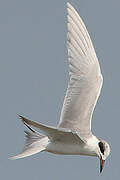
10, 2, 110, 173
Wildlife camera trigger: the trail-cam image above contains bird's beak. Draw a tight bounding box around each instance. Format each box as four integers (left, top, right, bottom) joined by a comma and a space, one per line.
100, 156, 105, 173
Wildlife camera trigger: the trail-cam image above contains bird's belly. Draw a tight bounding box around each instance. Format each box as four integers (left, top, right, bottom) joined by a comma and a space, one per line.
46, 142, 96, 156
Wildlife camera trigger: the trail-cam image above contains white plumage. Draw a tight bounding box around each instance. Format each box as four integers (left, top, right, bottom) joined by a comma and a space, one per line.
10, 2, 110, 173
58, 2, 103, 132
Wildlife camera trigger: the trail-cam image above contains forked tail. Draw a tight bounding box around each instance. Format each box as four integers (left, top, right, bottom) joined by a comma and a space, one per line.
9, 124, 49, 160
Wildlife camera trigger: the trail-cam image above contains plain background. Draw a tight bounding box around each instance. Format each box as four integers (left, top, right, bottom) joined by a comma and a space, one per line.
0, 0, 119, 179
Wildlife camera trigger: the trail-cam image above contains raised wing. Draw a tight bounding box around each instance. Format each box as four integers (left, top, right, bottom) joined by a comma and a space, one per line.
58, 3, 103, 132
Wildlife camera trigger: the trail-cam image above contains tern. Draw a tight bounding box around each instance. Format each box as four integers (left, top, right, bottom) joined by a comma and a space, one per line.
10, 2, 110, 173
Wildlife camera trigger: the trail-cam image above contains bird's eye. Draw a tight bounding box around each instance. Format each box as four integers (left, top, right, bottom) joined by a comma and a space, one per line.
98, 142, 105, 155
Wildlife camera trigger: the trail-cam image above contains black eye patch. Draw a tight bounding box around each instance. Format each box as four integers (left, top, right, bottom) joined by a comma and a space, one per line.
98, 142, 105, 155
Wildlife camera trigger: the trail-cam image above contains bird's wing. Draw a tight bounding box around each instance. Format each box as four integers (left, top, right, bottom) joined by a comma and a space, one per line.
58, 3, 103, 132
19, 115, 85, 143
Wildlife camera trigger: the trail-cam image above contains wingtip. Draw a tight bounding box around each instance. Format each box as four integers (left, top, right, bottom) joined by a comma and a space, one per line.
67, 2, 71, 7
17, 114, 22, 118
9, 154, 25, 160
17, 114, 25, 123
67, 2, 70, 7
8, 155, 17, 160
66, 2, 75, 16
67, 2, 73, 9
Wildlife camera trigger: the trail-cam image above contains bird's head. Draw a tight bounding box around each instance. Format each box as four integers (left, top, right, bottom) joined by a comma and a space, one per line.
97, 140, 110, 173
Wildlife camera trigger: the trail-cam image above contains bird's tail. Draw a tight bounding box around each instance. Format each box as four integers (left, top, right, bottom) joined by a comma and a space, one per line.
9, 126, 49, 160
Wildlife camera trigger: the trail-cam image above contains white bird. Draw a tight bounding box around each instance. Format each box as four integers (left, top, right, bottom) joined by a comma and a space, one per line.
10, 2, 110, 173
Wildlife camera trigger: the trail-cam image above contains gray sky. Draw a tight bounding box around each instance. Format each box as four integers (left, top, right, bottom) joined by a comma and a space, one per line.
0, 0, 119, 179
